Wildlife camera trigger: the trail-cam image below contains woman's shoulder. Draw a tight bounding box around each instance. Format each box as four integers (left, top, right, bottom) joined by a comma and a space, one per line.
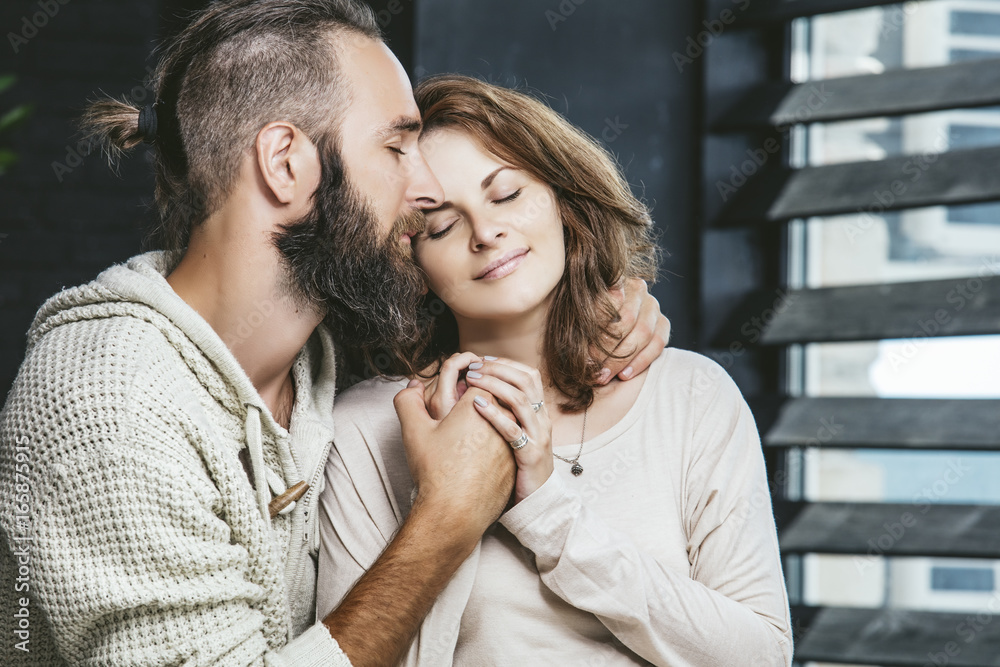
333, 375, 409, 420
650, 347, 741, 396
639, 348, 751, 431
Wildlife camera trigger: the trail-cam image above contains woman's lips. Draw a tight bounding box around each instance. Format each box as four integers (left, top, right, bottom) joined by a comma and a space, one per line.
476, 249, 529, 281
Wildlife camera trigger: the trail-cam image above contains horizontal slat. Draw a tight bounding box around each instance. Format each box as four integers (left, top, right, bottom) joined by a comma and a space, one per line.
712, 145, 1000, 226
735, 0, 903, 26
712, 277, 1000, 345
762, 397, 1000, 450
792, 605, 1000, 666
713, 59, 1000, 130
777, 501, 1000, 558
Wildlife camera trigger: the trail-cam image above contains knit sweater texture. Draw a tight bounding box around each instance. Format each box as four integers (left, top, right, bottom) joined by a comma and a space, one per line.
0, 252, 350, 666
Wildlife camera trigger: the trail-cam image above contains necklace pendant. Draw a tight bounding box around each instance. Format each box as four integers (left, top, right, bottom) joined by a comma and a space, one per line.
571, 463, 584, 476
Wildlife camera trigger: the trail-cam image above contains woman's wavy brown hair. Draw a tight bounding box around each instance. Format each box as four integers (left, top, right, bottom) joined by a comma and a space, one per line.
377, 75, 660, 412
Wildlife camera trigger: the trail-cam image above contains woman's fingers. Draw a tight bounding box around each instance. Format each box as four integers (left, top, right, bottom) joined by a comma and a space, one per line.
471, 395, 523, 445
473, 394, 555, 505
457, 357, 556, 506
426, 351, 482, 419
466, 357, 544, 408
471, 393, 551, 461
465, 370, 545, 439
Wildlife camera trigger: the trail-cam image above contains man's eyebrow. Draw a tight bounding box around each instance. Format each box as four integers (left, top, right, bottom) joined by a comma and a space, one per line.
375, 116, 423, 139
481, 166, 510, 190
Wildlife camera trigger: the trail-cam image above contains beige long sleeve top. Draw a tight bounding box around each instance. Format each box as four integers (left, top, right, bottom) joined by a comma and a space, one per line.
317, 349, 793, 666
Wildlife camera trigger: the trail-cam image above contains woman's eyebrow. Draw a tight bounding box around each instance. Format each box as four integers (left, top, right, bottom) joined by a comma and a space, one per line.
481, 166, 510, 190
423, 167, 513, 214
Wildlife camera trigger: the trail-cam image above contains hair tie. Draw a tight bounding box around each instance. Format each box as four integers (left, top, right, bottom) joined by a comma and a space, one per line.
137, 104, 159, 144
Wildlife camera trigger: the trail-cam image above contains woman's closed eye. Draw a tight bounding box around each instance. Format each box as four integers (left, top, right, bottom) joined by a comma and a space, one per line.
492, 188, 523, 205
427, 218, 458, 240
423, 188, 525, 241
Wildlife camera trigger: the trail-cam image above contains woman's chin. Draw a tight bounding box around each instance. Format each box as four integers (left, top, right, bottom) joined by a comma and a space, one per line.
456, 304, 547, 324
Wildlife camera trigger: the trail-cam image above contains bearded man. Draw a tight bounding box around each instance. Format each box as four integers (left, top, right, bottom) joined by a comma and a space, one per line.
0, 1, 669, 665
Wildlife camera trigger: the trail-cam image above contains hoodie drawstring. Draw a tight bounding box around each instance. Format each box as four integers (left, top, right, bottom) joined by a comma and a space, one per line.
245, 404, 305, 524
245, 405, 272, 526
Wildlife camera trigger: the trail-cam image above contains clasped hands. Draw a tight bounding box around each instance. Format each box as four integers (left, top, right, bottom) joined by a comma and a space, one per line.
393, 279, 670, 541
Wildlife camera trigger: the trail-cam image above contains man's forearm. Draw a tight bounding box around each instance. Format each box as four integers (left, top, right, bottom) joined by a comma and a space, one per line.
321, 499, 478, 666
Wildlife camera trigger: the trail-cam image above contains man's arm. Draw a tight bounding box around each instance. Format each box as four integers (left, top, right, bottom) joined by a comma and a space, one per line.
323, 497, 477, 665
322, 382, 514, 666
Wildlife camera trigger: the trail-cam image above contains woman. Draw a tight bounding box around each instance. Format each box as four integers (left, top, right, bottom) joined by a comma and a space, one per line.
317, 75, 792, 666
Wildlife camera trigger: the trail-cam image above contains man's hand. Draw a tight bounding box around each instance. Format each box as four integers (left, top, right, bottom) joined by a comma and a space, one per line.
394, 379, 516, 547
464, 357, 554, 505
594, 278, 671, 384
324, 381, 515, 666
415, 351, 480, 420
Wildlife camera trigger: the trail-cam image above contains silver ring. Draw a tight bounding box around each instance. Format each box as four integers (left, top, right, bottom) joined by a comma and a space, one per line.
508, 432, 529, 450
531, 401, 544, 413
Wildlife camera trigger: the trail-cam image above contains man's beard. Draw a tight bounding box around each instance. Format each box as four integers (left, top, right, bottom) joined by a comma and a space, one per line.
272, 144, 426, 351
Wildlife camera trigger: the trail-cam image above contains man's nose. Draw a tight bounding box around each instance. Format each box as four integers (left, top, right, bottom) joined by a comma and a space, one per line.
405, 151, 444, 209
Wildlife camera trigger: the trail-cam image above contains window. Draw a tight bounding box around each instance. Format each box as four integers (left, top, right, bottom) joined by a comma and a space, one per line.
792, 1, 1000, 624
931, 566, 996, 592
703, 0, 1000, 662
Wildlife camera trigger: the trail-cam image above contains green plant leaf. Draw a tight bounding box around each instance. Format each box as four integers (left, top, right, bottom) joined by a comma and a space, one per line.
0, 104, 32, 133
0, 75, 16, 96
0, 148, 18, 176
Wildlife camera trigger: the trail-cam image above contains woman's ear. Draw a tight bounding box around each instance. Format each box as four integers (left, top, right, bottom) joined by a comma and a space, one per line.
255, 121, 321, 205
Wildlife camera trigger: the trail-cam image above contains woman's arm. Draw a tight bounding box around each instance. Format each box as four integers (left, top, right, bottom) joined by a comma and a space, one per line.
493, 369, 793, 667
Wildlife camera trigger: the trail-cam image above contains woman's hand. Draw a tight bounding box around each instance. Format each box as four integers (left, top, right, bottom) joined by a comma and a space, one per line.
416, 351, 482, 420
464, 357, 554, 505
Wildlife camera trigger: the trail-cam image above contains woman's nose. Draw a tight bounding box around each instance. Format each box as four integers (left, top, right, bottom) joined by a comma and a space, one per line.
470, 214, 507, 249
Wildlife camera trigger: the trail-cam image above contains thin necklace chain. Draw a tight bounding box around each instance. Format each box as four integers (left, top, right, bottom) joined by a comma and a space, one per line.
553, 406, 588, 475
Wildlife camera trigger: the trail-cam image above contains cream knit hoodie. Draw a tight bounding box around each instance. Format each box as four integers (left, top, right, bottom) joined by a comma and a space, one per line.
0, 252, 350, 666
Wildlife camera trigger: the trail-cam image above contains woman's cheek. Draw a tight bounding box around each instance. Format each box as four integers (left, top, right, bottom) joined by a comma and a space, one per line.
420, 254, 462, 306
435, 276, 470, 308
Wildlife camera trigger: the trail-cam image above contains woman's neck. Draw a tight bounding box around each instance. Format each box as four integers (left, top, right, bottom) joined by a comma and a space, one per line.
456, 310, 546, 374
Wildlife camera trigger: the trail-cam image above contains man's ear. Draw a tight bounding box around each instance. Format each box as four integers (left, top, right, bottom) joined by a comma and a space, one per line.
255, 121, 320, 205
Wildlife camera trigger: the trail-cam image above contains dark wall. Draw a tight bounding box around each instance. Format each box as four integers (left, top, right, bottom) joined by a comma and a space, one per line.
0, 1, 166, 400
0, 0, 704, 401
414, 0, 702, 352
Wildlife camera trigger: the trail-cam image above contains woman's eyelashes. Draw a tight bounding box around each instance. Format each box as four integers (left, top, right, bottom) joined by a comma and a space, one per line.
427, 220, 456, 240
493, 188, 523, 204
424, 187, 526, 241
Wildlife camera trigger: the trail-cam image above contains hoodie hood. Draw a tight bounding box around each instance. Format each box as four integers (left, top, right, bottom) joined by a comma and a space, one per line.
27, 251, 338, 522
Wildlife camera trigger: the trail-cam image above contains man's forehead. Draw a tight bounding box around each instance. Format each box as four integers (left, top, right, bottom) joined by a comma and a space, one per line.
337, 35, 421, 137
